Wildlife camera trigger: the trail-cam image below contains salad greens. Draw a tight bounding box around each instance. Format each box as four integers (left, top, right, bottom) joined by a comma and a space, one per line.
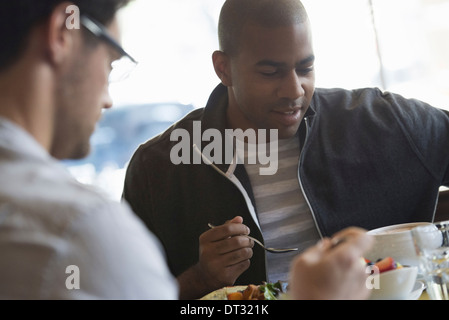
259, 281, 285, 300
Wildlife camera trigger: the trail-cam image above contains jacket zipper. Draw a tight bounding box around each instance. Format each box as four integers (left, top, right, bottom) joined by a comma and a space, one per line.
297, 117, 324, 239
193, 143, 268, 281
192, 143, 261, 230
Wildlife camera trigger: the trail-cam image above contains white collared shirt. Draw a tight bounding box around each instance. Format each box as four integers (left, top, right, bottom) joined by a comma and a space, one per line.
0, 117, 178, 299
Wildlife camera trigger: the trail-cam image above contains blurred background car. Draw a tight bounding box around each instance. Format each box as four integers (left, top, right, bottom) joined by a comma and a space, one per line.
63, 102, 195, 200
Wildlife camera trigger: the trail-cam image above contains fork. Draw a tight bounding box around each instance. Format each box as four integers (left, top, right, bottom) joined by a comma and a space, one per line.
208, 223, 299, 254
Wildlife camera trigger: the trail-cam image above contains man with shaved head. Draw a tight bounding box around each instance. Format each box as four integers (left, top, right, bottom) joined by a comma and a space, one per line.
124, 0, 449, 299
218, 0, 309, 58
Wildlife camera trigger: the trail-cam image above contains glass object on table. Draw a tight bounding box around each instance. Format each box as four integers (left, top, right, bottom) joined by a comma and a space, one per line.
411, 221, 449, 300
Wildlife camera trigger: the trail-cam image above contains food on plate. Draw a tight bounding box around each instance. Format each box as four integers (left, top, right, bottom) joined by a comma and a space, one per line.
365, 256, 404, 273
228, 282, 285, 300
200, 281, 286, 300
200, 286, 248, 300
227, 285, 262, 300
200, 286, 247, 300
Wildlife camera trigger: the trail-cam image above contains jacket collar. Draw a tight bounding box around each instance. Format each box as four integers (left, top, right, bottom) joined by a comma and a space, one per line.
202, 83, 230, 133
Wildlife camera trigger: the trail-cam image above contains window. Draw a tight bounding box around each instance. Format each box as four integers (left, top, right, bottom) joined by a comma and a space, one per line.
66, 0, 449, 200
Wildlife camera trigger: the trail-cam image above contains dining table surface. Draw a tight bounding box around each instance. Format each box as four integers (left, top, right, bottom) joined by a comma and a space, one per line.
418, 290, 430, 300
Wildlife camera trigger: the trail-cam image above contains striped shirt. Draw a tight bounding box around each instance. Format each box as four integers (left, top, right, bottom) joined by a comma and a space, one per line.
238, 133, 321, 283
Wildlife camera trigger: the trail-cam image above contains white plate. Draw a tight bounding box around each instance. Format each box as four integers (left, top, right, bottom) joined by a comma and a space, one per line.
407, 281, 425, 300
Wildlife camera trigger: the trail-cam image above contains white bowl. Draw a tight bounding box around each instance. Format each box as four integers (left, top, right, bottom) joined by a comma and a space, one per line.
369, 266, 419, 300
366, 222, 431, 267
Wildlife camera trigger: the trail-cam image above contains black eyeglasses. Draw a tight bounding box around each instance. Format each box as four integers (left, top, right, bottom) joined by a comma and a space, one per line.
80, 14, 138, 82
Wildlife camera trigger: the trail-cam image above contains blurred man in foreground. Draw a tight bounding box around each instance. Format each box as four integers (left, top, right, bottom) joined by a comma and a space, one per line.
0, 0, 177, 299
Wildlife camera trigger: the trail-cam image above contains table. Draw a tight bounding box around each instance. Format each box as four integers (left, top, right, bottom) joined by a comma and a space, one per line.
419, 290, 430, 300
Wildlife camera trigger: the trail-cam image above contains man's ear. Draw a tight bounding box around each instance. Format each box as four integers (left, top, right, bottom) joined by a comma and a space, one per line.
212, 50, 232, 87
46, 2, 77, 66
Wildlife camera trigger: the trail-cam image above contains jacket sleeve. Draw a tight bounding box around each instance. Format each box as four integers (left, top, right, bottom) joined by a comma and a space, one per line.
438, 109, 449, 186
122, 146, 156, 232
383, 91, 449, 186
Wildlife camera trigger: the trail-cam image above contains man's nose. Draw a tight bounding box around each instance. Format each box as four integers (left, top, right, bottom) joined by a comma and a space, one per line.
277, 70, 305, 101
104, 87, 113, 110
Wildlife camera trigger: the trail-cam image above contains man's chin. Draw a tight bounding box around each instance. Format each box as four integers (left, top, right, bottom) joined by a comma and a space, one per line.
66, 145, 92, 161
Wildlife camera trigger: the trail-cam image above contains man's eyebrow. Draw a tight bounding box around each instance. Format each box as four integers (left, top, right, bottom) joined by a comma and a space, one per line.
299, 55, 315, 65
255, 60, 286, 68
255, 55, 315, 68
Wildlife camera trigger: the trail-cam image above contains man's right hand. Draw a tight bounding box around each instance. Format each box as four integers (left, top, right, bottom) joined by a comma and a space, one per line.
199, 216, 254, 287
177, 216, 254, 299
